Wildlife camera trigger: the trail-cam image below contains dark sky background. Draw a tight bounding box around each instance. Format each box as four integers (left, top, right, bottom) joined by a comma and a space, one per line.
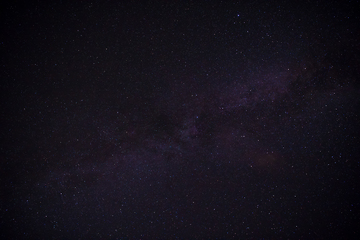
1, 0, 360, 239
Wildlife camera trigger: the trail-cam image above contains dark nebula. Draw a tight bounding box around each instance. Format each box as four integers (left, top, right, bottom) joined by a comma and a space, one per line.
1, 1, 359, 239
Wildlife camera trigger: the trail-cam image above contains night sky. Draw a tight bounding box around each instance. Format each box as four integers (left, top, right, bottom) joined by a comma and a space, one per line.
1, 0, 360, 239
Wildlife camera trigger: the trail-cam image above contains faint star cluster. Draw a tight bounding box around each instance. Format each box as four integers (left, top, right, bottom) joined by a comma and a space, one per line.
1, 0, 359, 239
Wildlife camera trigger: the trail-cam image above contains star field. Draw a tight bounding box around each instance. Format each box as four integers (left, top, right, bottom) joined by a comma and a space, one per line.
1, 1, 360, 239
